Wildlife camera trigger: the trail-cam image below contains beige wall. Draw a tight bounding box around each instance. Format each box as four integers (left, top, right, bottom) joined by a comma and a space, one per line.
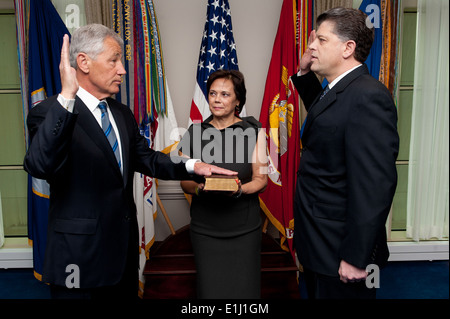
154, 0, 283, 127
153, 0, 283, 240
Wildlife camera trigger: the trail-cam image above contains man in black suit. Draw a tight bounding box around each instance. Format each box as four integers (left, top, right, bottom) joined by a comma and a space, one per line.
24, 24, 235, 299
291, 8, 399, 299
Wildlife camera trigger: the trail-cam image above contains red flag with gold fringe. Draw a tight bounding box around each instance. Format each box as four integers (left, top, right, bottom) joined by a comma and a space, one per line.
259, 0, 308, 261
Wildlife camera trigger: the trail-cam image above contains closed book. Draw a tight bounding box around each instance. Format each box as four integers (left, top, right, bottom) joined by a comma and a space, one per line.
204, 174, 239, 192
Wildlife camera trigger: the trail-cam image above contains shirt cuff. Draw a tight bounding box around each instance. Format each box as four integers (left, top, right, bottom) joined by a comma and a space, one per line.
57, 94, 75, 112
185, 159, 201, 174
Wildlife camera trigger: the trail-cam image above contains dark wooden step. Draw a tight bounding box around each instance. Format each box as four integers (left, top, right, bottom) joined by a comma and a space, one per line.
144, 252, 298, 276
143, 225, 300, 299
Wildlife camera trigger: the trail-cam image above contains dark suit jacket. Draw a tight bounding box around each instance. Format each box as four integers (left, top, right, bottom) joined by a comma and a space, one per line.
291, 65, 399, 276
24, 95, 192, 288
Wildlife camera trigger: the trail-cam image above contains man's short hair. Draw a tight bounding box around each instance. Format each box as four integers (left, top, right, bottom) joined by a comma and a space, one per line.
69, 24, 123, 69
317, 7, 374, 63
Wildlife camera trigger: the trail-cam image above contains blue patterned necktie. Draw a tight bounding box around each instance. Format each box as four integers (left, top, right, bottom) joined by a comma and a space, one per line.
98, 101, 122, 172
319, 85, 330, 100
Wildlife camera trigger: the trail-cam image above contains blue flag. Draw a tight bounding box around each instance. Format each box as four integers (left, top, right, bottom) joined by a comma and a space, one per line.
359, 0, 383, 79
27, 0, 69, 280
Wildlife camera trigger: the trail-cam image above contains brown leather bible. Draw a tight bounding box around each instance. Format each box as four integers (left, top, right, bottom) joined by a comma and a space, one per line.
203, 174, 239, 192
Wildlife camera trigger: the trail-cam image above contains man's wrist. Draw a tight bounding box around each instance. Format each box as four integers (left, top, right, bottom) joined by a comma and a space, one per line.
185, 159, 201, 174
298, 68, 311, 76
57, 94, 75, 112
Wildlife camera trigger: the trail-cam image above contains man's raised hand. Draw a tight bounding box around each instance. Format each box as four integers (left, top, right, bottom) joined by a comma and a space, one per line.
299, 30, 316, 75
59, 34, 78, 100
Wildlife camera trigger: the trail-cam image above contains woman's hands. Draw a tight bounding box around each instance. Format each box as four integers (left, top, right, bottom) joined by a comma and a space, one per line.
182, 179, 243, 198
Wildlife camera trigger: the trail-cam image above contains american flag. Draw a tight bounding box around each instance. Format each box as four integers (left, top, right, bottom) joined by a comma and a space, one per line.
189, 0, 245, 126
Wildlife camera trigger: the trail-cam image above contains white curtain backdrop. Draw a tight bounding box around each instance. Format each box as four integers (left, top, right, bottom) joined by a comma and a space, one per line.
407, 0, 449, 241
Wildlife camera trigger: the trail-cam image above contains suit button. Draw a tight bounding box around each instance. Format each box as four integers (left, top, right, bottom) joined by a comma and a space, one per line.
125, 216, 131, 221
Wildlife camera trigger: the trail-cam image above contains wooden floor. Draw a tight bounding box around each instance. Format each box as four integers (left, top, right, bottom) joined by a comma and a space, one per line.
144, 225, 300, 299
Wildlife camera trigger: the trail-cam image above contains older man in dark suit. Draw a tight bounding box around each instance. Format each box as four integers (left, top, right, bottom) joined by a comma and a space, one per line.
24, 24, 235, 299
291, 8, 399, 299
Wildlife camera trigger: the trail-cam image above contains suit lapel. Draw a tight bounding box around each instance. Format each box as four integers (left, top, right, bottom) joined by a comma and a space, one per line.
74, 98, 123, 179
302, 64, 369, 140
107, 98, 130, 186
302, 89, 337, 137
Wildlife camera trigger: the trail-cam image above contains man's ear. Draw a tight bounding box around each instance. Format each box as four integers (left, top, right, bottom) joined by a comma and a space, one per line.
76, 53, 90, 74
343, 40, 356, 59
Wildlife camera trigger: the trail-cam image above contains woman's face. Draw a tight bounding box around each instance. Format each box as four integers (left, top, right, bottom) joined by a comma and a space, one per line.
208, 78, 240, 118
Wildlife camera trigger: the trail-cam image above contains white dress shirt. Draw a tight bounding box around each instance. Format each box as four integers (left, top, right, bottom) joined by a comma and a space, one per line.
327, 64, 362, 89
57, 88, 198, 174
296, 63, 363, 89
58, 87, 123, 170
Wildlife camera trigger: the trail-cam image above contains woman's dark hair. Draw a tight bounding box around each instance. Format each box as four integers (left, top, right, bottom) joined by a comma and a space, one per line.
206, 69, 246, 115
317, 7, 374, 63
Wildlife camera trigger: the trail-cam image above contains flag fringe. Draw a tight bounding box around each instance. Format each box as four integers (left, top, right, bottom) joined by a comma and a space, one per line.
259, 198, 291, 253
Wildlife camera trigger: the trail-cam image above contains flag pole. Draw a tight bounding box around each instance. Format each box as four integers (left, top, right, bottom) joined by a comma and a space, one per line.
156, 192, 175, 235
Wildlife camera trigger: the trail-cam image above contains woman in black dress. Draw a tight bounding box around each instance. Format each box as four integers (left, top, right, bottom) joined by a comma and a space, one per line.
178, 70, 267, 299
